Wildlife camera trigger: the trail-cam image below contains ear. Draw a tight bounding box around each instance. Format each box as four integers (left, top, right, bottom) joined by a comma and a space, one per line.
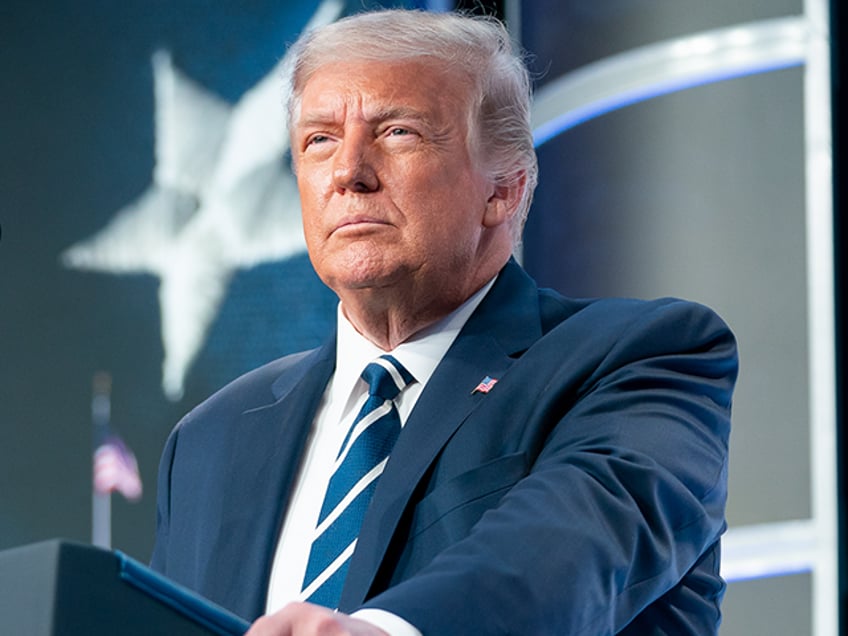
482, 172, 527, 229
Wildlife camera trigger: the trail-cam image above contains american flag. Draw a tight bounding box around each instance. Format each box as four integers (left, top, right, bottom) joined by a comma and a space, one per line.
93, 434, 143, 501
471, 375, 498, 394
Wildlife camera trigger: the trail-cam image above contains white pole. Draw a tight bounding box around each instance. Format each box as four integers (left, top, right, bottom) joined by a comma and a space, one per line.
91, 491, 111, 549
91, 372, 112, 549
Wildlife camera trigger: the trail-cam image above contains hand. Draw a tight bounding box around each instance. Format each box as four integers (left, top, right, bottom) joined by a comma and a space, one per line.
245, 602, 389, 636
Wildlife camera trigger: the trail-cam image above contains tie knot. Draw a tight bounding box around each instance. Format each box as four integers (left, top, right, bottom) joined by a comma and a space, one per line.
361, 355, 414, 401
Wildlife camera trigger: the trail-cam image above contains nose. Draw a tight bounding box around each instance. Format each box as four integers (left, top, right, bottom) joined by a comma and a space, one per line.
332, 132, 379, 194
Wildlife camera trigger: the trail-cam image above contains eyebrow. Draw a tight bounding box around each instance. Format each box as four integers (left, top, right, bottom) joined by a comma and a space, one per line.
295, 105, 433, 130
367, 105, 431, 124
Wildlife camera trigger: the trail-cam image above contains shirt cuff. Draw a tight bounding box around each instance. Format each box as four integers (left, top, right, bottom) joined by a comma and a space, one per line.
351, 608, 423, 636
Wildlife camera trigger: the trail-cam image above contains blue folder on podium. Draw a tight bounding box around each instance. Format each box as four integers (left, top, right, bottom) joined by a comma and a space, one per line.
0, 539, 250, 635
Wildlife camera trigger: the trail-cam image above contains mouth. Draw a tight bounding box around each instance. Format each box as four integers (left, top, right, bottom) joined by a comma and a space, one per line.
331, 216, 392, 235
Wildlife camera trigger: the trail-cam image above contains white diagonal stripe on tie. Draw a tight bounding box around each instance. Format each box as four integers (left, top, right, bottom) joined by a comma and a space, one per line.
374, 356, 408, 390
299, 539, 358, 601
333, 401, 393, 468
313, 458, 389, 539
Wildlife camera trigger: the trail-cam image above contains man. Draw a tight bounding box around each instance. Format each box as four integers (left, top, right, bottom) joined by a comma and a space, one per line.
151, 9, 738, 635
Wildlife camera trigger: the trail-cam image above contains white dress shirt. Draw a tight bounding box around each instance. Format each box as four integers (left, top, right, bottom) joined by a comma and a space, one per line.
264, 279, 495, 634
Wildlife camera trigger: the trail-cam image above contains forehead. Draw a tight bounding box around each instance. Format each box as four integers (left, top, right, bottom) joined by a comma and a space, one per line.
294, 58, 473, 124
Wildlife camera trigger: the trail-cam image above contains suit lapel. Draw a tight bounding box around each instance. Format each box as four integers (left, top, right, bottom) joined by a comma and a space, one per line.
210, 341, 335, 619
339, 261, 544, 609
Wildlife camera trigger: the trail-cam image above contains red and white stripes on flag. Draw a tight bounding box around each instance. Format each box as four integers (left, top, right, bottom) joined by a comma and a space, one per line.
93, 435, 142, 501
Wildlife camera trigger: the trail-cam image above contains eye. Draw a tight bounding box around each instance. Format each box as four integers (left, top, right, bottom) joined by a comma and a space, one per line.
388, 127, 411, 136
307, 134, 330, 146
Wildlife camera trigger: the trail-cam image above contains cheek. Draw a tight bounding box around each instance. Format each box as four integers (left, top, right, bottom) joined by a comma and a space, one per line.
296, 171, 328, 221
297, 166, 329, 202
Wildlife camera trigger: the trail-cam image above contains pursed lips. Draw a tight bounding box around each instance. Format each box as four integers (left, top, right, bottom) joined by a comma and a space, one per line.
330, 216, 392, 236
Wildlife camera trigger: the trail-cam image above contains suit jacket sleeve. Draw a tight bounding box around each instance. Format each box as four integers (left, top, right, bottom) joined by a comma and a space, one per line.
361, 298, 737, 635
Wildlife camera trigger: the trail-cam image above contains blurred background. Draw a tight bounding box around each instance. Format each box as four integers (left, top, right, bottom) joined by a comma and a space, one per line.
1, 0, 842, 633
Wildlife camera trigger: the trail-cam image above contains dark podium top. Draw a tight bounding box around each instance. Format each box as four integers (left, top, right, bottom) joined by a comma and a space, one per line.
0, 539, 250, 635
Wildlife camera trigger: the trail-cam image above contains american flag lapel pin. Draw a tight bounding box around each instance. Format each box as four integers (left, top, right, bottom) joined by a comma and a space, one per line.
471, 375, 498, 395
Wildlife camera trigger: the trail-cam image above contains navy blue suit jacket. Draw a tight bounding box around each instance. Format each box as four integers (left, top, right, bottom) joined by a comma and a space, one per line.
151, 261, 738, 634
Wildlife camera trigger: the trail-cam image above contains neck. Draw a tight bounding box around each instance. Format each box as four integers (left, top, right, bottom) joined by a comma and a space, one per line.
338, 262, 503, 350
339, 289, 469, 351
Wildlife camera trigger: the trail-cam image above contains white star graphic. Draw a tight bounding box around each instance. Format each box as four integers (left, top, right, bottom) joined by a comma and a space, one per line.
62, 0, 344, 400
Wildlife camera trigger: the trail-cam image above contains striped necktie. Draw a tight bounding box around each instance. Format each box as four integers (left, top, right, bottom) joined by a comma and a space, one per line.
301, 354, 414, 608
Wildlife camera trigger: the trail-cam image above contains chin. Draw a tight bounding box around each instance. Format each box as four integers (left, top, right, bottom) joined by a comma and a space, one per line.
326, 261, 412, 295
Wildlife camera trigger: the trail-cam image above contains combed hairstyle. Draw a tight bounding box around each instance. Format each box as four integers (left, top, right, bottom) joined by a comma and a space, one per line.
284, 9, 539, 246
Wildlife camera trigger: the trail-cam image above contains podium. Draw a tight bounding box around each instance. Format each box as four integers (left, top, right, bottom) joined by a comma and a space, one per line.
0, 539, 250, 635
